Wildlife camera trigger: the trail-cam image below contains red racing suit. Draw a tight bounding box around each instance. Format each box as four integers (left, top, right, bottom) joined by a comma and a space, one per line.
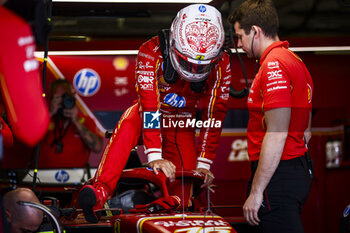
94, 36, 232, 206
0, 6, 49, 146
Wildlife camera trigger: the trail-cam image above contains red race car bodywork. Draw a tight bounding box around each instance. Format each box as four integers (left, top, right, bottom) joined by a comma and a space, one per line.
58, 168, 239, 233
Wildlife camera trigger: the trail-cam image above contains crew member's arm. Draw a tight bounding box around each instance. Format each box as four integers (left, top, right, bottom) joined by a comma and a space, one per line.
65, 106, 103, 153
243, 108, 290, 225
135, 37, 176, 181
197, 54, 232, 185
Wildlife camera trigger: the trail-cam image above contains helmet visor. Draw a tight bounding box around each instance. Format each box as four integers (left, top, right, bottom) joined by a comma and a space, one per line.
172, 47, 221, 75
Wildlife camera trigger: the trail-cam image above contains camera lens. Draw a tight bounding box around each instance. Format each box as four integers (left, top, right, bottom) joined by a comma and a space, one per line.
62, 94, 75, 109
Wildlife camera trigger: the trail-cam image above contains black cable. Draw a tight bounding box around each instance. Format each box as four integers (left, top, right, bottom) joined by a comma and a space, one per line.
229, 24, 249, 91
32, 143, 40, 192
226, 23, 250, 99
174, 109, 185, 216
250, 33, 261, 74
250, 31, 256, 60
33, 0, 52, 193
42, 0, 52, 90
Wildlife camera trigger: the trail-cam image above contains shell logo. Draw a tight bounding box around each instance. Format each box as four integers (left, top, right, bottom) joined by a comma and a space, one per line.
113, 57, 129, 71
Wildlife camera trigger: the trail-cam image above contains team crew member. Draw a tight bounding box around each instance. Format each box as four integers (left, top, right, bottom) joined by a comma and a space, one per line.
79, 4, 232, 223
38, 79, 103, 168
3, 188, 44, 233
0, 4, 49, 147
228, 0, 313, 232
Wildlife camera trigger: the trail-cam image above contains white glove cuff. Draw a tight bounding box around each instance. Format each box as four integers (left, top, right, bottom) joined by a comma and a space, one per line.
196, 161, 211, 170
145, 148, 162, 163
197, 157, 213, 170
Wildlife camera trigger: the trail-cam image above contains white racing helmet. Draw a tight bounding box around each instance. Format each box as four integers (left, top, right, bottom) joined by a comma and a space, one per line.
169, 4, 225, 82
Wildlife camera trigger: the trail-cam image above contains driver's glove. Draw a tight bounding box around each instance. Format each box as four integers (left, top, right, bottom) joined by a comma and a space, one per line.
129, 195, 180, 213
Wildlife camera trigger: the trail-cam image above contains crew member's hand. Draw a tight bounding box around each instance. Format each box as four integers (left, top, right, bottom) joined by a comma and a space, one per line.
196, 168, 214, 188
148, 159, 176, 182
304, 130, 312, 144
50, 94, 62, 117
64, 106, 79, 123
243, 192, 263, 226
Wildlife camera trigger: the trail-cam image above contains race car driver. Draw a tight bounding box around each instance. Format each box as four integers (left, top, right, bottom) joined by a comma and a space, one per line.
79, 4, 232, 223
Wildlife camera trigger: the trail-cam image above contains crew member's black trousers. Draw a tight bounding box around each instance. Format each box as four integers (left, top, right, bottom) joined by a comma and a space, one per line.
248, 156, 312, 233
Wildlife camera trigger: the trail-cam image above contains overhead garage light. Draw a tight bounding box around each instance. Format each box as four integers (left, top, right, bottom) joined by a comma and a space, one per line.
34, 50, 139, 56
34, 46, 350, 57
52, 0, 212, 3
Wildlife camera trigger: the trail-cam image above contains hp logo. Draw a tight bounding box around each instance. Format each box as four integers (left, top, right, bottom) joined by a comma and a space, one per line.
164, 93, 186, 108
344, 205, 350, 217
55, 170, 69, 183
198, 5, 207, 13
73, 68, 101, 96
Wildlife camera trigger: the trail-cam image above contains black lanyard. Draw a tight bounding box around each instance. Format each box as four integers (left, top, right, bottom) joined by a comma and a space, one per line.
51, 116, 71, 153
